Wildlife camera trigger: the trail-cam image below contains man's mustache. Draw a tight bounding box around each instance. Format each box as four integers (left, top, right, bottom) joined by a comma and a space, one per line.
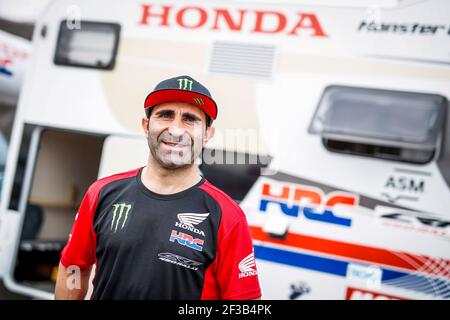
158, 132, 192, 146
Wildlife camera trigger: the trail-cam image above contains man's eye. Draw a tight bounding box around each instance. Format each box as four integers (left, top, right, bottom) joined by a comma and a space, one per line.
185, 117, 196, 122
159, 112, 173, 119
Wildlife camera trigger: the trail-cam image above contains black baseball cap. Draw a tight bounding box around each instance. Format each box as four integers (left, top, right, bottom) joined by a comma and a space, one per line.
144, 75, 218, 121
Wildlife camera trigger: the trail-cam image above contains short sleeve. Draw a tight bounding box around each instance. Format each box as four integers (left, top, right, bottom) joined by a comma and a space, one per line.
216, 216, 262, 300
60, 187, 97, 269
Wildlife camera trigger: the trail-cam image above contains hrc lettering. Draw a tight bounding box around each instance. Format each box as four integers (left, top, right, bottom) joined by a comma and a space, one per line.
259, 183, 356, 227
170, 230, 204, 251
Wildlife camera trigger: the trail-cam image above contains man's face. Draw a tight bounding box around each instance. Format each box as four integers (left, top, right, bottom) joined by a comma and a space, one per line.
142, 102, 214, 170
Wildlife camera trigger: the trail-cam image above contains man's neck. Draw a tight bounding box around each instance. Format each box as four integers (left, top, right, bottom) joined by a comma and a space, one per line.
141, 158, 202, 195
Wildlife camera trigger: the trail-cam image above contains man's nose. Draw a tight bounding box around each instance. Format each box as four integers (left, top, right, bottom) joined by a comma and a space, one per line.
167, 116, 185, 136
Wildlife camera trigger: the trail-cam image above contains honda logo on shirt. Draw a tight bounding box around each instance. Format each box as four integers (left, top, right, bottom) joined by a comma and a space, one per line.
175, 212, 209, 237
238, 252, 258, 278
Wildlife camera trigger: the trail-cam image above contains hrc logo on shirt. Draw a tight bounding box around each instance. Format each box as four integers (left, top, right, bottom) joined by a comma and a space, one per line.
169, 230, 204, 252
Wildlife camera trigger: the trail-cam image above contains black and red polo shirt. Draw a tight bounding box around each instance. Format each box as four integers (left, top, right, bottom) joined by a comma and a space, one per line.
60, 167, 261, 300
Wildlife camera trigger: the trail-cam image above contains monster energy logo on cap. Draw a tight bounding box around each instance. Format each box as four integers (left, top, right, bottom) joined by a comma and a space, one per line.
111, 203, 133, 232
193, 97, 204, 105
177, 78, 193, 91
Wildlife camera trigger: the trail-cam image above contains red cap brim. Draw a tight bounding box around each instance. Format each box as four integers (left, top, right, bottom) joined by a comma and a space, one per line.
144, 89, 217, 120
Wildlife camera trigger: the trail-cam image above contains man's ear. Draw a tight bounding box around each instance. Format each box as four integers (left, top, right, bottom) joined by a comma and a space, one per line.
203, 125, 215, 147
142, 117, 149, 135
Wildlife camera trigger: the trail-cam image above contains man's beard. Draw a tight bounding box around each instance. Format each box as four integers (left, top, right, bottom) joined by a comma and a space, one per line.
148, 130, 202, 170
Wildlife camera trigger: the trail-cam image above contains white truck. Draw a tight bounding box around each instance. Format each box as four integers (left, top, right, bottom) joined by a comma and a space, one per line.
0, 0, 449, 300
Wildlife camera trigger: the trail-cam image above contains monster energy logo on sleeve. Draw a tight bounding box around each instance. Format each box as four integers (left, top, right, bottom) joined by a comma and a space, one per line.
177, 78, 193, 91
111, 203, 133, 232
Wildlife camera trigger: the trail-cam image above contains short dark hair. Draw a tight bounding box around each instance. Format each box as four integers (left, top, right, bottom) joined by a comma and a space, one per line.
146, 107, 213, 127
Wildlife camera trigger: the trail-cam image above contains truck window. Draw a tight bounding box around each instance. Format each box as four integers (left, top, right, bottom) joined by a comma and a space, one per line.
309, 86, 447, 164
54, 20, 120, 70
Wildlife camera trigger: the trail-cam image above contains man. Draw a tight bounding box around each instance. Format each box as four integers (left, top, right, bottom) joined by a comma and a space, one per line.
55, 75, 262, 300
